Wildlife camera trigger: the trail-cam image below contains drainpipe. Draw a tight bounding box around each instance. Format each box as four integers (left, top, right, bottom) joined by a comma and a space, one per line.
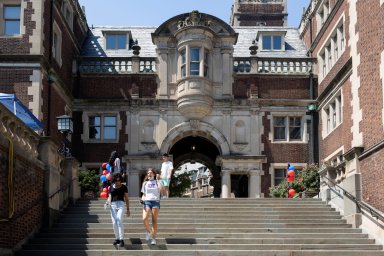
46, 0, 55, 136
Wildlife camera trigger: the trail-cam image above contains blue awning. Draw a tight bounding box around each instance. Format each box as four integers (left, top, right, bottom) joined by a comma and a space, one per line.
0, 93, 43, 131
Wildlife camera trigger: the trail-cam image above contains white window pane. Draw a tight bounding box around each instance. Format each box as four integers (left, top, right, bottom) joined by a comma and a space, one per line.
4, 6, 21, 19
274, 127, 286, 140
106, 35, 116, 49
5, 21, 20, 35
289, 127, 301, 140
104, 127, 116, 139
263, 35, 271, 50
273, 36, 282, 50
190, 48, 199, 61
117, 35, 126, 49
104, 116, 116, 126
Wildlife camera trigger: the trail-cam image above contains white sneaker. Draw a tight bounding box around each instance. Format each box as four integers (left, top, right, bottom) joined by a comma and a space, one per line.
151, 238, 156, 245
145, 232, 151, 241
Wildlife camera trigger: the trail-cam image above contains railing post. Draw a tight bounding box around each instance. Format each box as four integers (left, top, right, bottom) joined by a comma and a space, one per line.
132, 56, 140, 73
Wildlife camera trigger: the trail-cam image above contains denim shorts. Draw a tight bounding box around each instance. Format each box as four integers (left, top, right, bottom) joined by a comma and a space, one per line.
143, 200, 160, 209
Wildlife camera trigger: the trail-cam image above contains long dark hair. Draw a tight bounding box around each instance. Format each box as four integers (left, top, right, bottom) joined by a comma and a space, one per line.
109, 151, 119, 166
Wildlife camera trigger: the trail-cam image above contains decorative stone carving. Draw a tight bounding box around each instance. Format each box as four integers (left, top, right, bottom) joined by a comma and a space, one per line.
177, 11, 211, 29
190, 119, 200, 129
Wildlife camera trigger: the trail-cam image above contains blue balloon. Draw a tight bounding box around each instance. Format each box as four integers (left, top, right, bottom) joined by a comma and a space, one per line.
288, 165, 295, 170
100, 175, 107, 182
106, 164, 111, 171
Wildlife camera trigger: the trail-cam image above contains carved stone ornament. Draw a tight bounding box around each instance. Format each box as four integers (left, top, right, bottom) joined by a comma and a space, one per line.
177, 11, 211, 29
190, 119, 200, 129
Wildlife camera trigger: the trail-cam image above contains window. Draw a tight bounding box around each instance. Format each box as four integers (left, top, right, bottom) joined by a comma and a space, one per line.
89, 115, 117, 140
61, 1, 73, 31
273, 116, 303, 142
3, 5, 21, 35
180, 50, 186, 78
274, 168, 286, 186
319, 21, 345, 80
190, 48, 200, 76
262, 35, 282, 50
289, 117, 301, 140
52, 21, 62, 65
106, 34, 127, 49
323, 93, 342, 135
179, 46, 210, 79
273, 117, 286, 140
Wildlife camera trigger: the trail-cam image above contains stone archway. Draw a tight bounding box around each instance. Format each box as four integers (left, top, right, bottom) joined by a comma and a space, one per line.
161, 121, 229, 197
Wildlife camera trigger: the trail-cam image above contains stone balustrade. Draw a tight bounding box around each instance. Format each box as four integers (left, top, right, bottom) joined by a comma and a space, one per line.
78, 57, 156, 74
234, 57, 313, 75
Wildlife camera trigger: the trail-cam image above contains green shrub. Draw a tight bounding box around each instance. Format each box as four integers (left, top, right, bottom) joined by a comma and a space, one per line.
79, 170, 100, 196
269, 164, 320, 198
170, 172, 192, 197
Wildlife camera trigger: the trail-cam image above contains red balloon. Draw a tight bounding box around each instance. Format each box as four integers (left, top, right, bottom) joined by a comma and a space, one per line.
102, 187, 107, 193
102, 163, 107, 169
103, 170, 108, 175
100, 192, 107, 198
288, 189, 296, 198
107, 186, 110, 192
107, 173, 111, 180
287, 170, 295, 182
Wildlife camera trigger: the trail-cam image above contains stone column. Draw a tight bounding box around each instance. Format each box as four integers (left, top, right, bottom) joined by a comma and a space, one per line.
248, 169, 264, 198
221, 169, 231, 198
221, 49, 233, 97
157, 48, 169, 98
128, 169, 141, 197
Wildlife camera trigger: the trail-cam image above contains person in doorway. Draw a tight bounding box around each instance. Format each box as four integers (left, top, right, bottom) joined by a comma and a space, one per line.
109, 150, 121, 175
160, 153, 173, 198
105, 173, 130, 247
141, 168, 163, 245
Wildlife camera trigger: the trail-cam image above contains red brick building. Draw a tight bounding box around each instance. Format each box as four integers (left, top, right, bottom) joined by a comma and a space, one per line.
1, 0, 383, 249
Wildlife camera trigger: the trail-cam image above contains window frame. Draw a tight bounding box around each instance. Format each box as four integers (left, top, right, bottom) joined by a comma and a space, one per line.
270, 115, 307, 143
82, 112, 120, 143
0, 1, 23, 36
257, 31, 286, 52
105, 33, 129, 50
178, 45, 210, 79
322, 91, 342, 137
52, 21, 62, 66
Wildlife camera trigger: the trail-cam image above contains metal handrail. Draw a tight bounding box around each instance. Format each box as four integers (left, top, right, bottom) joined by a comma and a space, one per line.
48, 177, 78, 199
322, 175, 384, 223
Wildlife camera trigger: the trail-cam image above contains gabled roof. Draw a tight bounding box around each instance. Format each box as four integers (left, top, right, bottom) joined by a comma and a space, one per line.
0, 93, 43, 131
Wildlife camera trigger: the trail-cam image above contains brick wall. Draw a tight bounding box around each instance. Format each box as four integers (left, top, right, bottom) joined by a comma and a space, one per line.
78, 76, 157, 98
234, 76, 310, 99
0, 143, 44, 249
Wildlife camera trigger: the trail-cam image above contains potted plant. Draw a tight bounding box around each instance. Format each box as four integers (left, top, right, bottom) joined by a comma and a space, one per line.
79, 170, 100, 198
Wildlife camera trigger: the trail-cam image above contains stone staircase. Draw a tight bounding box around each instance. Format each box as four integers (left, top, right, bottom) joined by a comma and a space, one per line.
17, 198, 384, 256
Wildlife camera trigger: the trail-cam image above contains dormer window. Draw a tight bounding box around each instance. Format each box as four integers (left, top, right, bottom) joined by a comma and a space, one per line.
257, 31, 286, 51
104, 31, 132, 50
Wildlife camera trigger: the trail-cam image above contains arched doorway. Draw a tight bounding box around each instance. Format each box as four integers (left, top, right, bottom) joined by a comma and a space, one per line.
169, 136, 222, 197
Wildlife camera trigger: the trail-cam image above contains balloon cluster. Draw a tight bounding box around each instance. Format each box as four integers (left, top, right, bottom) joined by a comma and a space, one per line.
100, 162, 112, 198
287, 165, 296, 198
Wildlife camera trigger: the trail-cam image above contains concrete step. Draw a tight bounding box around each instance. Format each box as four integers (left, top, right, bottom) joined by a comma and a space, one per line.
58, 218, 346, 224
16, 250, 384, 256
60, 213, 343, 219
16, 198, 383, 256
42, 227, 363, 234
52, 223, 353, 229
34, 232, 369, 239
28, 237, 376, 245
22, 243, 383, 250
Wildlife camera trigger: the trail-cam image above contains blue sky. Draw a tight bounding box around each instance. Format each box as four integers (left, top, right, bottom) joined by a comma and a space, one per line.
78, 0, 310, 28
